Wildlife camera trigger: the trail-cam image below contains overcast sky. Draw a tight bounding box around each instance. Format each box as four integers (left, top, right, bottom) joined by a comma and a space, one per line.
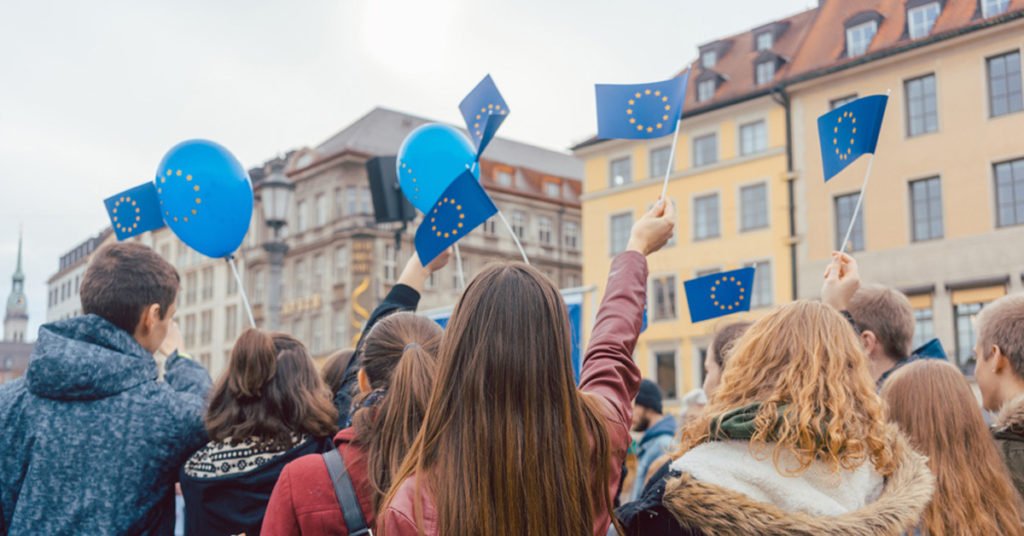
0, 0, 814, 337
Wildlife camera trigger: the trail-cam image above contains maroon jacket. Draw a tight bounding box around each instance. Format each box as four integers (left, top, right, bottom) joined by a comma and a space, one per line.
379, 251, 647, 535
261, 427, 372, 535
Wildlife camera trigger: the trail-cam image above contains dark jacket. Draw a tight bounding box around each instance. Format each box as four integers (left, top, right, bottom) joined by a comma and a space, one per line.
334, 283, 421, 427
993, 394, 1024, 499
379, 251, 647, 535
261, 428, 374, 536
0, 315, 210, 536
179, 435, 333, 536
631, 415, 677, 501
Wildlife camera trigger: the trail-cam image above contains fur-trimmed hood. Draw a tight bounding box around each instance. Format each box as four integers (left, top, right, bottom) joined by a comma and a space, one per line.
995, 393, 1024, 434
661, 427, 934, 535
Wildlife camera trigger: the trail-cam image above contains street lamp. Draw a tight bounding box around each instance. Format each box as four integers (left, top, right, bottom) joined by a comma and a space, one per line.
256, 157, 294, 331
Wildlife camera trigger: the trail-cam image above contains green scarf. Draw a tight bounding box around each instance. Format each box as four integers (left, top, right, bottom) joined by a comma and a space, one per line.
708, 403, 789, 441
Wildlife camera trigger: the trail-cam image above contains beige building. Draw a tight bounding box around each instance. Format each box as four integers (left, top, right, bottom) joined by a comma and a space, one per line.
242, 107, 584, 359
788, 0, 1024, 373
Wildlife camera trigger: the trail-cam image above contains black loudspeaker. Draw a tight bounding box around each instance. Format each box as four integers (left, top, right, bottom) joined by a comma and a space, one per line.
366, 156, 415, 224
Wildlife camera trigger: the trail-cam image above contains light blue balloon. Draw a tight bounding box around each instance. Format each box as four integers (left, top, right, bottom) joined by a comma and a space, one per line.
396, 124, 479, 213
155, 140, 253, 258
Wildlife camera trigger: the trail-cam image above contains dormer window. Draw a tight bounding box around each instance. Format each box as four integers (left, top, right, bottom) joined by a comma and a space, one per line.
697, 79, 716, 102
982, 0, 1010, 18
908, 1, 941, 39
846, 21, 878, 57
756, 32, 773, 51
755, 61, 776, 85
702, 51, 718, 68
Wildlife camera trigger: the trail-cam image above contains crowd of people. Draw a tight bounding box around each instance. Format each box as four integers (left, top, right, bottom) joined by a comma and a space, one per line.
3, 198, 1024, 534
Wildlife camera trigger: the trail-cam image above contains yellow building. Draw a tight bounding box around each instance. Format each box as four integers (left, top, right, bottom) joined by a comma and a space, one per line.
572, 10, 816, 404
787, 0, 1024, 374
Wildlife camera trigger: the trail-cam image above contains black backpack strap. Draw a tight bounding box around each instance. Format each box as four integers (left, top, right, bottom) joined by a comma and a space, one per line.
322, 448, 372, 536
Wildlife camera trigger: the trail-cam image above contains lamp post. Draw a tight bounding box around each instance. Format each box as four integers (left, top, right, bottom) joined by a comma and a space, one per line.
257, 157, 294, 331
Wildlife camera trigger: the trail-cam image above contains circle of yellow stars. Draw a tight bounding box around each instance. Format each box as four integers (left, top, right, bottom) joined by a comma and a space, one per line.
400, 161, 420, 201
110, 196, 142, 235
472, 103, 507, 139
833, 110, 858, 161
158, 168, 202, 224
626, 88, 673, 134
429, 197, 466, 239
710, 275, 745, 311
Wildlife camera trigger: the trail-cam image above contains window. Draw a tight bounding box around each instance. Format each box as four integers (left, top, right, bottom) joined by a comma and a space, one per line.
909, 177, 944, 241
905, 74, 938, 136
201, 267, 214, 301
252, 269, 264, 302
484, 218, 497, 235
756, 32, 773, 51
693, 133, 718, 167
316, 194, 328, 226
745, 261, 773, 308
995, 158, 1024, 227
200, 310, 212, 345
383, 244, 397, 284
654, 350, 678, 400
649, 146, 671, 178
755, 61, 775, 86
907, 3, 940, 39
311, 313, 323, 354
225, 305, 238, 341
538, 217, 553, 245
185, 272, 197, 305
651, 275, 678, 321
983, 0, 1010, 18
739, 120, 767, 156
610, 213, 633, 255
912, 307, 935, 349
565, 273, 581, 288
295, 259, 306, 297
697, 79, 716, 102
334, 246, 348, 282
701, 51, 717, 68
987, 51, 1023, 118
312, 254, 325, 290
740, 183, 769, 231
846, 21, 877, 57
693, 193, 720, 240
496, 170, 513, 187
360, 187, 372, 215
834, 193, 865, 251
512, 210, 527, 239
334, 187, 344, 217
564, 222, 579, 250
545, 182, 561, 198
955, 302, 984, 373
609, 157, 632, 187
296, 200, 308, 232
830, 94, 859, 110
346, 186, 358, 216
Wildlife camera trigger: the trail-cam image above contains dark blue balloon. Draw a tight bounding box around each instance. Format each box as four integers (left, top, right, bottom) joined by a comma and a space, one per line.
155, 140, 253, 258
397, 124, 478, 213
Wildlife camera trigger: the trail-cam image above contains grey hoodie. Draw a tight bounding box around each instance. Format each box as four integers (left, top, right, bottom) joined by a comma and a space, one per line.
0, 314, 210, 535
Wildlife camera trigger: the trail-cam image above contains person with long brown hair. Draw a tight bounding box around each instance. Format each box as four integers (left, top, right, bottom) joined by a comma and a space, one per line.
179, 329, 339, 536
882, 359, 1024, 535
376, 200, 675, 535
262, 312, 442, 535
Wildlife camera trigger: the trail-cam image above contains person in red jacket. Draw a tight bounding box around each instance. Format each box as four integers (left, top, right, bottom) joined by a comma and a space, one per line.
262, 311, 442, 535
376, 200, 675, 536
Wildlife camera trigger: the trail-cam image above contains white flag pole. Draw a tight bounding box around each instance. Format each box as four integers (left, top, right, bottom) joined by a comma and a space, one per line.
659, 117, 683, 201
454, 244, 466, 289
497, 210, 530, 264
839, 88, 891, 254
226, 256, 256, 328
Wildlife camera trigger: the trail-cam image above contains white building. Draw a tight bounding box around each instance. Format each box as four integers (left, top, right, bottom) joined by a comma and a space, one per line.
46, 229, 114, 322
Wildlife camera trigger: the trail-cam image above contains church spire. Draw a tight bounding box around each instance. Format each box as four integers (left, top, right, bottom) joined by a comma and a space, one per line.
13, 226, 23, 282
5, 227, 28, 343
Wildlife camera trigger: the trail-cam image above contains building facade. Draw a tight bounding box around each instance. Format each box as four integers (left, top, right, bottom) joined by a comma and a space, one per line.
46, 228, 114, 322
788, 0, 1024, 375
242, 107, 584, 359
572, 11, 816, 403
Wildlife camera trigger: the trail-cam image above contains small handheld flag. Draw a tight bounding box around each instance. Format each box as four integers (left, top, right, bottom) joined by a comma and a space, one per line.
684, 267, 755, 323
595, 73, 688, 140
104, 182, 165, 240
817, 95, 888, 182
414, 170, 498, 264
459, 74, 509, 157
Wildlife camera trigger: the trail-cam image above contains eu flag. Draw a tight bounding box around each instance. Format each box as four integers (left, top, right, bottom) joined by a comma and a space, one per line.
595, 72, 688, 140
817, 95, 888, 182
684, 267, 755, 323
415, 170, 498, 264
103, 182, 165, 240
459, 74, 509, 157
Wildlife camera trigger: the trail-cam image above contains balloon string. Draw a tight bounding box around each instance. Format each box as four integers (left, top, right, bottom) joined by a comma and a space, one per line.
227, 256, 256, 328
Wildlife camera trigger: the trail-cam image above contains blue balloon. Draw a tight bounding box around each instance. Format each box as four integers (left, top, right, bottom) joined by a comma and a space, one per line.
396, 124, 479, 213
155, 140, 253, 258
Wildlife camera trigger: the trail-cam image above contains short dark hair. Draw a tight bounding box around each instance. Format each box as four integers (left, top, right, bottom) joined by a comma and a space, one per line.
847, 284, 915, 359
80, 242, 180, 334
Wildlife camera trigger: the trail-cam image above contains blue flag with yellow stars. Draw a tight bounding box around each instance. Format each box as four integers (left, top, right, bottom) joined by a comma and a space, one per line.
595, 72, 689, 140
684, 267, 755, 323
415, 170, 498, 264
103, 182, 165, 240
459, 74, 509, 157
817, 95, 888, 182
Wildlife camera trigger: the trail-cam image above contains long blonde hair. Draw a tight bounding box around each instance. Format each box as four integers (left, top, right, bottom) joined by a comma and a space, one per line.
882, 360, 1024, 535
678, 300, 896, 476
